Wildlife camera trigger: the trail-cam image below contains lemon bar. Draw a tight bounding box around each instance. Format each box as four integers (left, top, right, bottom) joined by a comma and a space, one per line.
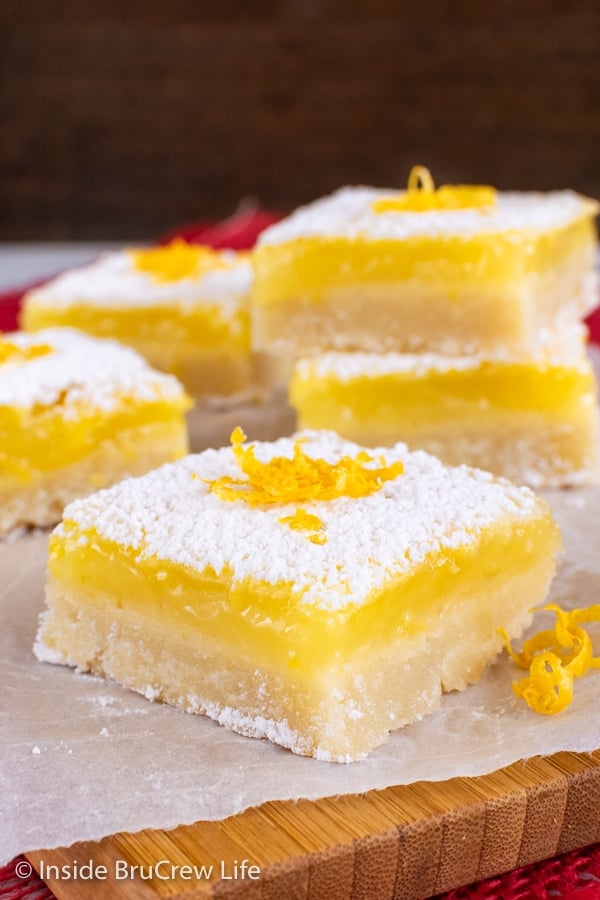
22, 241, 268, 405
291, 342, 600, 488
35, 429, 560, 761
253, 169, 598, 359
0, 328, 190, 535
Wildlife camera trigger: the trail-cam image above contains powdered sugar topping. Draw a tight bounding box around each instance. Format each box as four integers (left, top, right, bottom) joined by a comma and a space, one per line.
293, 339, 592, 382
58, 430, 547, 610
24, 249, 252, 318
295, 353, 484, 381
258, 187, 597, 246
0, 328, 186, 411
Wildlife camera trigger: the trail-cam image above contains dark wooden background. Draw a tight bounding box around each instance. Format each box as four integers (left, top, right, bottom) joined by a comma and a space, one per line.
1, 0, 599, 240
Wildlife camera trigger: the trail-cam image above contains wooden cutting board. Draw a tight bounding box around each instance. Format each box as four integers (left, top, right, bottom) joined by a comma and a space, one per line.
26, 749, 600, 899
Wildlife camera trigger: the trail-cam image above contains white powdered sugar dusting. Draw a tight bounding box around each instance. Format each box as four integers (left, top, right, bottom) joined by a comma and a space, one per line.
0, 328, 185, 410
25, 249, 252, 319
294, 341, 592, 383
258, 187, 596, 246
294, 352, 478, 381
59, 430, 544, 610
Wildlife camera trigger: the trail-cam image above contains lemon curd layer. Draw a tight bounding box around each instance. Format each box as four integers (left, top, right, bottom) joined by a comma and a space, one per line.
46, 514, 555, 684
1, 400, 187, 479
35, 430, 560, 761
253, 186, 598, 358
0, 328, 190, 534
291, 350, 600, 487
21, 244, 266, 403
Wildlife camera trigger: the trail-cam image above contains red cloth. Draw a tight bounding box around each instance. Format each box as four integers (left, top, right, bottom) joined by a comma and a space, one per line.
159, 207, 282, 249
586, 306, 600, 347
0, 286, 26, 333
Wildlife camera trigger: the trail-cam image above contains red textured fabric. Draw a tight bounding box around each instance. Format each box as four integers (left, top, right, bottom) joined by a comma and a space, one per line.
434, 843, 600, 899
4, 843, 600, 898
586, 306, 600, 348
0, 287, 26, 333
0, 856, 53, 899
159, 207, 282, 249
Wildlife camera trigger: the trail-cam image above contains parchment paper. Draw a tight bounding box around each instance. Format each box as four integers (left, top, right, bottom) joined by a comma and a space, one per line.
1, 488, 600, 864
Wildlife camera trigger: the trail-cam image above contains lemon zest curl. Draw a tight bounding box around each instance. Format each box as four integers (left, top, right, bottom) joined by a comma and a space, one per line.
372, 165, 496, 214
206, 427, 404, 507
500, 603, 600, 715
203, 428, 404, 544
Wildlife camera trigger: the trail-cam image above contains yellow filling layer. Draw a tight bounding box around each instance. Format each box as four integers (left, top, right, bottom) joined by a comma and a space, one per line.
0, 396, 190, 483
49, 510, 558, 685
21, 303, 251, 356
253, 217, 596, 307
291, 361, 596, 433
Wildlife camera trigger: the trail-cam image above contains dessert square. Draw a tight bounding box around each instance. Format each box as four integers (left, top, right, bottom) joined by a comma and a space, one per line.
0, 328, 190, 535
22, 241, 271, 405
290, 341, 600, 488
252, 172, 598, 361
35, 429, 560, 761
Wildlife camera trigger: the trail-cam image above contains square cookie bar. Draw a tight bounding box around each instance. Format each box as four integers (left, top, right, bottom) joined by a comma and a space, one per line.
290, 342, 600, 488
22, 241, 270, 405
35, 429, 560, 761
253, 170, 598, 360
0, 328, 190, 534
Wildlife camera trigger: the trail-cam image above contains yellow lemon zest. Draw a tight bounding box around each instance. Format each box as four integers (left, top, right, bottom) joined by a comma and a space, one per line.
372, 165, 496, 214
512, 652, 574, 715
0, 338, 54, 366
206, 427, 404, 507
279, 507, 326, 545
500, 603, 600, 715
129, 239, 228, 283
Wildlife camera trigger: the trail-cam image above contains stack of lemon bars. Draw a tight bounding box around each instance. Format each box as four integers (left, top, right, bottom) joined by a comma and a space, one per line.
31, 169, 599, 762
254, 167, 600, 488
